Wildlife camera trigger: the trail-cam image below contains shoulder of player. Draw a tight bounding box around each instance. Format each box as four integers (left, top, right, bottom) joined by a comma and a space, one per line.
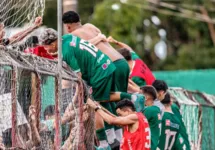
126, 113, 139, 121
83, 23, 96, 29
84, 23, 101, 33
145, 106, 160, 112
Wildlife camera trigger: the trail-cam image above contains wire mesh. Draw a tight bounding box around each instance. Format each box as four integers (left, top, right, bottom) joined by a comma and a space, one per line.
0, 47, 95, 150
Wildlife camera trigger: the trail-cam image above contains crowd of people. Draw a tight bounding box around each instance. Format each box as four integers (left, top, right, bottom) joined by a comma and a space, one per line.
0, 10, 191, 150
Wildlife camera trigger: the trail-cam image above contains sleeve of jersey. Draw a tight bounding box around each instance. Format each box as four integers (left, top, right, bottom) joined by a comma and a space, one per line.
143, 109, 152, 121
131, 51, 140, 60
131, 76, 146, 87
63, 45, 80, 73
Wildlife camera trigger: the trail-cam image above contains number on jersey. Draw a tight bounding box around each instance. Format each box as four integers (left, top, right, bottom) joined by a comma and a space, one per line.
164, 130, 177, 150
145, 127, 151, 149
80, 39, 98, 57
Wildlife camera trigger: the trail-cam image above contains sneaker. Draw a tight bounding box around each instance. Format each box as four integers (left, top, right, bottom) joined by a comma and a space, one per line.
131, 94, 145, 112
94, 145, 112, 150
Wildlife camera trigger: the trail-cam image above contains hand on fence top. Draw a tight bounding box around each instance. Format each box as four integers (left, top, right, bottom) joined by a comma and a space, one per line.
107, 36, 117, 44
34, 17, 43, 27
87, 98, 97, 109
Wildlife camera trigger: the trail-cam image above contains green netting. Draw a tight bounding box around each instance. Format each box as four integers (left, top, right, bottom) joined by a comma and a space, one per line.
191, 93, 210, 105
180, 104, 199, 147
41, 76, 55, 114
169, 88, 199, 148
154, 69, 215, 95
203, 93, 215, 106
201, 107, 215, 150
188, 91, 215, 150
169, 89, 198, 105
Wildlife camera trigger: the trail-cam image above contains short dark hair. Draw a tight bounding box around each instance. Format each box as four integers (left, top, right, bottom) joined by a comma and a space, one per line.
140, 85, 157, 100
118, 48, 132, 61
62, 11, 80, 24
116, 99, 136, 111
44, 105, 55, 118
25, 36, 39, 47
152, 80, 168, 92
161, 92, 171, 104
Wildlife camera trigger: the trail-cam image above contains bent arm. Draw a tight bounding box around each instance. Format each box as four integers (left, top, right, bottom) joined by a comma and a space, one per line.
97, 108, 137, 126
107, 36, 133, 51
9, 17, 42, 44
88, 33, 106, 45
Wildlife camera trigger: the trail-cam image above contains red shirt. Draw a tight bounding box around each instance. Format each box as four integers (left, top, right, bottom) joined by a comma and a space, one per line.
121, 112, 151, 150
24, 46, 56, 60
129, 59, 155, 85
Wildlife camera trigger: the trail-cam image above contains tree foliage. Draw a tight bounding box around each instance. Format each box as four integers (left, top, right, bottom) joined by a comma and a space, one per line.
88, 0, 215, 70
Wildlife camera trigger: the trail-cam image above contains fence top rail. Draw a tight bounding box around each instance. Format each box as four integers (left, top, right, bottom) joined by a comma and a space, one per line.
0, 47, 79, 81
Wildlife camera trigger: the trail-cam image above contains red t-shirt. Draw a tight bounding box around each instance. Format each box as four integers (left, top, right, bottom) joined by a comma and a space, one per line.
121, 112, 151, 150
129, 59, 155, 85
24, 46, 56, 60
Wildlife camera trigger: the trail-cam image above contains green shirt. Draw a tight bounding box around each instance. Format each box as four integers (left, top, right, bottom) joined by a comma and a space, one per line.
131, 51, 140, 60
158, 112, 180, 150
174, 134, 187, 150
142, 106, 161, 150
131, 76, 146, 87
172, 103, 191, 150
62, 34, 116, 87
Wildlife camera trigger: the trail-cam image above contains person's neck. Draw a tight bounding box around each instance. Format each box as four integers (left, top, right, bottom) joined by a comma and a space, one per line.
128, 60, 134, 72
147, 101, 154, 107
164, 105, 172, 113
71, 22, 82, 32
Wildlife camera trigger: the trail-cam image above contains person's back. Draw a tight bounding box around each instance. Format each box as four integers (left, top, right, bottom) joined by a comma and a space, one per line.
62, 34, 116, 86
171, 103, 191, 150
121, 112, 151, 150
143, 105, 161, 150
158, 111, 180, 150
73, 23, 123, 61
158, 93, 181, 150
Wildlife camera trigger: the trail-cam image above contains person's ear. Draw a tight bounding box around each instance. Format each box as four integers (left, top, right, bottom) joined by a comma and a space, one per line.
51, 43, 55, 48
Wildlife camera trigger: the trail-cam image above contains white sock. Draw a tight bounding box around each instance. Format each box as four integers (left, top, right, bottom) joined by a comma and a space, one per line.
115, 129, 123, 142
99, 140, 109, 148
105, 128, 116, 144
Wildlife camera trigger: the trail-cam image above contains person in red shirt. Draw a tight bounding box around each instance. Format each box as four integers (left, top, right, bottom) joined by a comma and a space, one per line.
87, 98, 151, 150
23, 36, 56, 59
107, 36, 155, 86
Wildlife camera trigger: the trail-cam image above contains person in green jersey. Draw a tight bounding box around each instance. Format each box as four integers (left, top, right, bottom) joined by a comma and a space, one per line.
153, 80, 190, 150
40, 29, 144, 150
124, 79, 190, 150
62, 11, 132, 145
62, 11, 130, 93
141, 86, 162, 150
171, 103, 191, 150
158, 93, 181, 150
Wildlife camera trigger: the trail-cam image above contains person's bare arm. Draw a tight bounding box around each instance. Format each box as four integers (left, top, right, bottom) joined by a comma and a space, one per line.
84, 23, 101, 34
88, 33, 107, 45
87, 98, 138, 126
29, 106, 41, 146
107, 36, 133, 52
9, 17, 42, 44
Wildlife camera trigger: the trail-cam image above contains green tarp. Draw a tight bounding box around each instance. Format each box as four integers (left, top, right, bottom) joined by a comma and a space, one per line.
154, 69, 215, 95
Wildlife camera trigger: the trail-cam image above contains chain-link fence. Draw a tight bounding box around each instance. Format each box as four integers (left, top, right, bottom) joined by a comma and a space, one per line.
0, 47, 95, 150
